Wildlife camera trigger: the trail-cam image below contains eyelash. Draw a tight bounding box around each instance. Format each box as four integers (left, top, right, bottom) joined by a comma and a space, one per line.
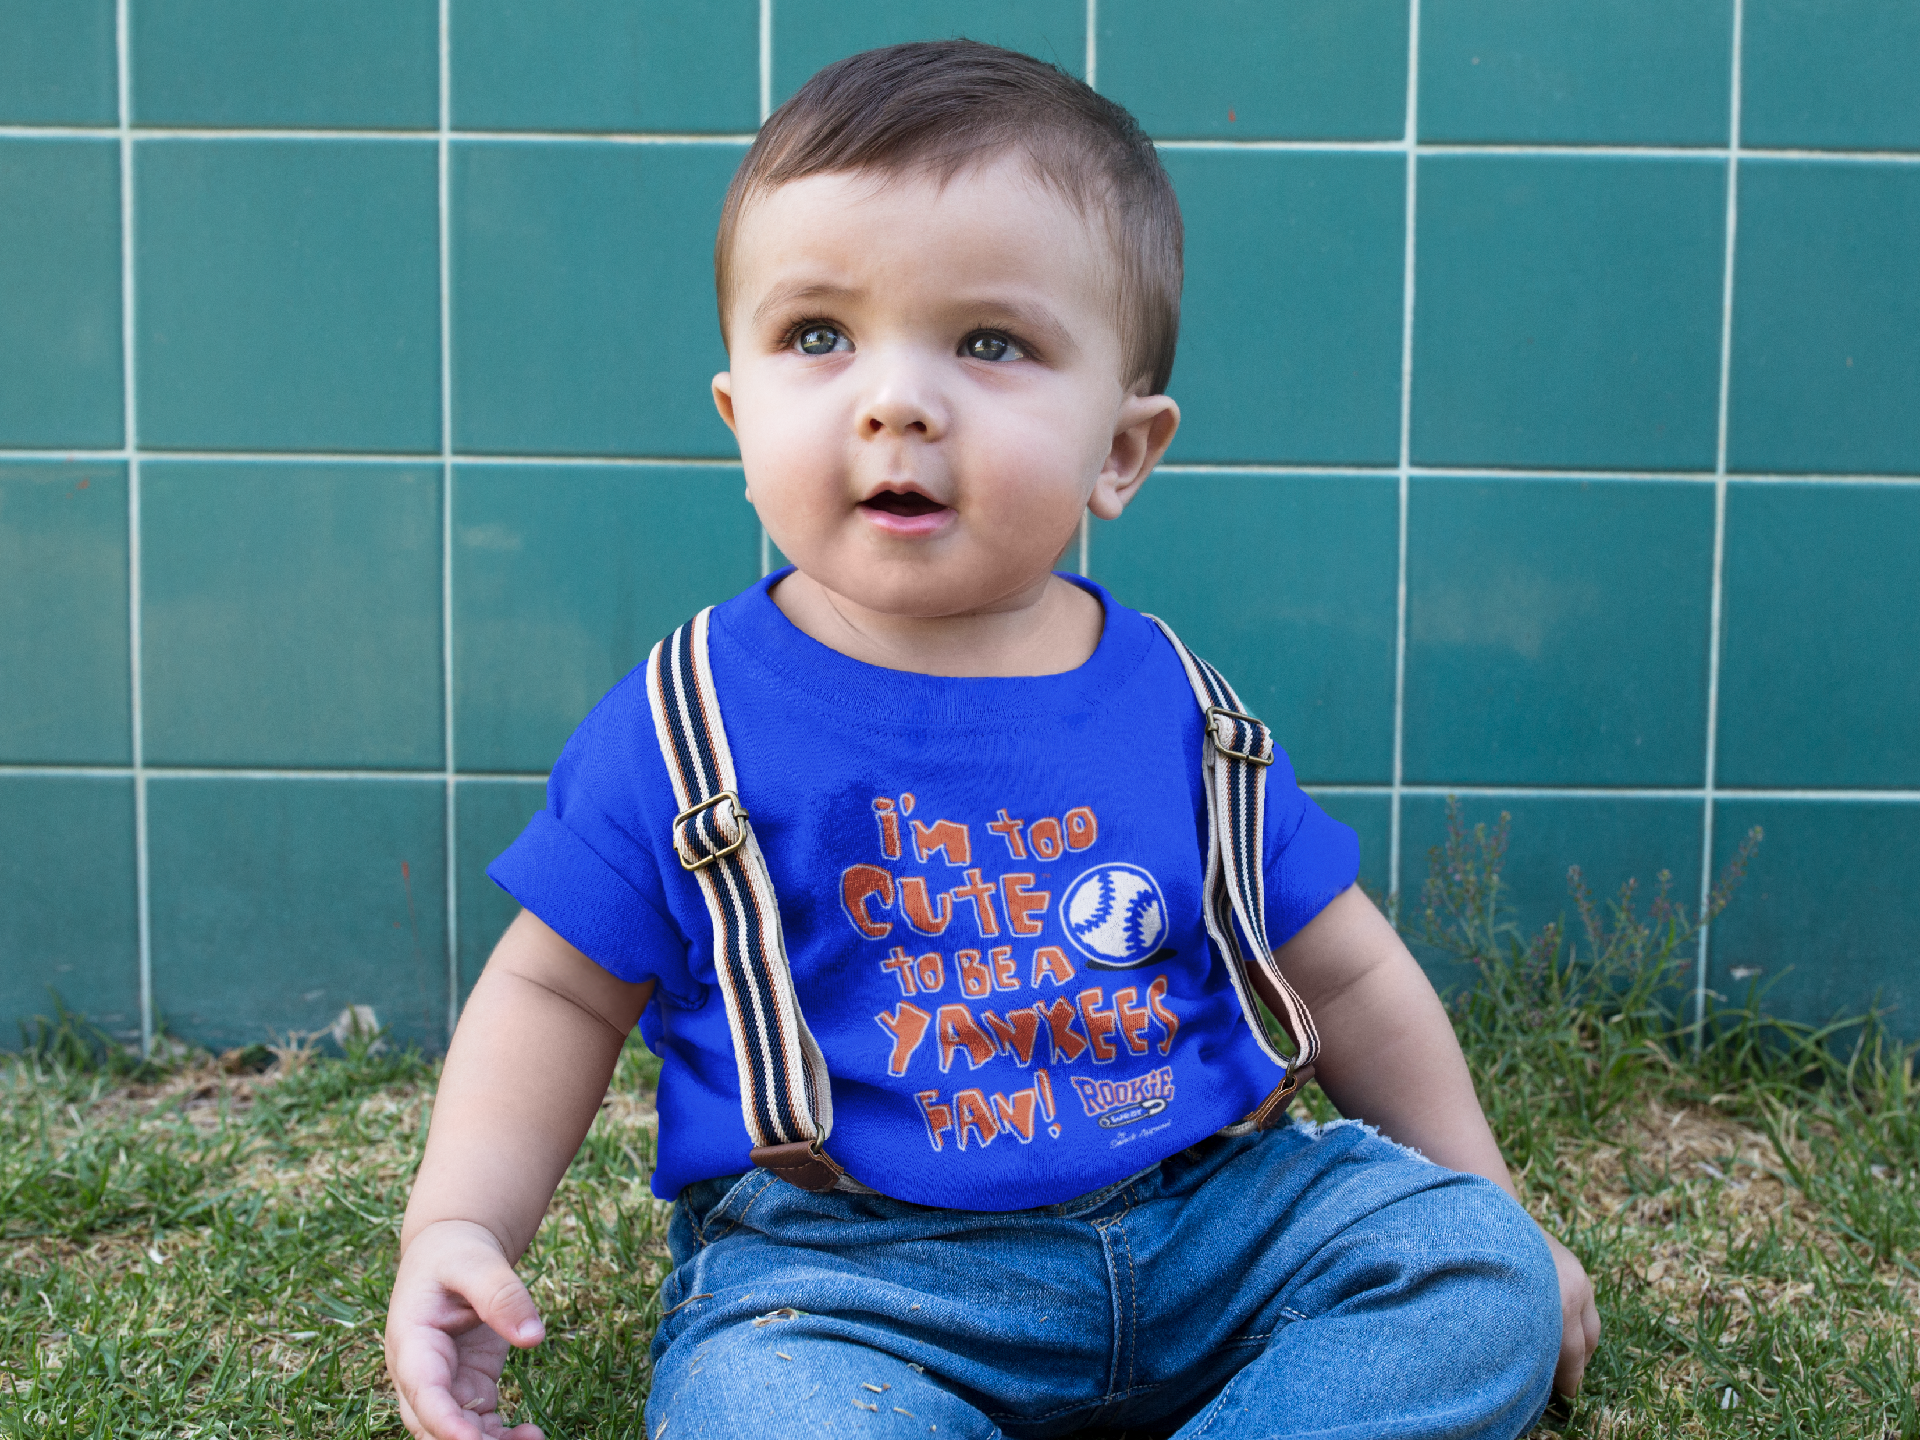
776, 319, 1036, 362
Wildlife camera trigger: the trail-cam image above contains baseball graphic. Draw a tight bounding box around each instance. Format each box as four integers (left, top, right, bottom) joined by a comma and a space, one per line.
1062, 863, 1168, 968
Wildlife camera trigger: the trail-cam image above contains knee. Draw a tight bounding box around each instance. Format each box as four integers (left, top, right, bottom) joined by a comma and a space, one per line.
1423, 1178, 1563, 1371
1333, 1172, 1562, 1369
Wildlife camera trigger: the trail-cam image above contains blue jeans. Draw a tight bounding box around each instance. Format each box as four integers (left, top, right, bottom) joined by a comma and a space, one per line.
646, 1121, 1559, 1439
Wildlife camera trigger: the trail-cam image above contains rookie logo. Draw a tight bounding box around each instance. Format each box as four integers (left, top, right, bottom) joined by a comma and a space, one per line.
1062, 863, 1167, 968
1071, 1067, 1176, 1128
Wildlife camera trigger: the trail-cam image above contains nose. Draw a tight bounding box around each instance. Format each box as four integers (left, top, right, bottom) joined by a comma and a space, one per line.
857, 347, 947, 440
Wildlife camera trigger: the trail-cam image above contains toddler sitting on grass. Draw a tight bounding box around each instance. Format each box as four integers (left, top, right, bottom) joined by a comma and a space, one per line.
385, 40, 1599, 1440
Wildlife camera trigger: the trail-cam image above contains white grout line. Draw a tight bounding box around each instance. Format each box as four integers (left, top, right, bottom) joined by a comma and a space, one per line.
5, 120, 1918, 164
8, 449, 1914, 483
438, 0, 460, 1043
1309, 785, 1920, 803
1695, 0, 1746, 1037
124, 768, 479, 783
8, 763, 1912, 800
1081, 0, 1095, 581
759, 0, 773, 123
1387, 0, 1421, 904
91, 127, 757, 145
114, 0, 154, 1057
752, 0, 772, 575
438, 453, 743, 468
433, 130, 756, 146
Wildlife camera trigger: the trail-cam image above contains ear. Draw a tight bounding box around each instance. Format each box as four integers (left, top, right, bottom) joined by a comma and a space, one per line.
713, 373, 749, 499
1088, 393, 1180, 522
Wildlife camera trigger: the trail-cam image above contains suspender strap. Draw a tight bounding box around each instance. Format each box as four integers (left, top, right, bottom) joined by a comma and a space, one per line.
645, 609, 846, 1191
1147, 617, 1321, 1122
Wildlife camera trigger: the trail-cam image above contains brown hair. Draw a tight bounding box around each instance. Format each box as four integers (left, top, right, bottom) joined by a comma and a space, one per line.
714, 40, 1183, 395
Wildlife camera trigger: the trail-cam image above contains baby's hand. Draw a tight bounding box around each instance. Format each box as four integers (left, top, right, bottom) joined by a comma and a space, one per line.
1544, 1232, 1601, 1398
385, 1219, 547, 1440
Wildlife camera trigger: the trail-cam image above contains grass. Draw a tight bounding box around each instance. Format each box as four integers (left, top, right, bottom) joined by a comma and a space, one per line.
3, 805, 1916, 1437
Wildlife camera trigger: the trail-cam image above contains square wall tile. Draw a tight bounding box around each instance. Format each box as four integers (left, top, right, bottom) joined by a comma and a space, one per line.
1091, 472, 1398, 784
136, 139, 440, 452
1403, 477, 1714, 786
1743, 0, 1920, 152
1709, 800, 1920, 1041
1309, 791, 1392, 900
0, 140, 123, 448
148, 777, 448, 1050
1162, 152, 1404, 465
773, 0, 1086, 102
1412, 156, 1726, 471
454, 0, 758, 133
1419, 0, 1732, 145
455, 778, 547, 999
1727, 162, 1920, 475
1098, 0, 1407, 141
0, 776, 139, 1048
451, 142, 740, 458
0, 0, 116, 124
0, 462, 129, 764
454, 464, 761, 772
1715, 484, 1920, 789
1402, 793, 1704, 992
132, 0, 436, 129
141, 462, 443, 769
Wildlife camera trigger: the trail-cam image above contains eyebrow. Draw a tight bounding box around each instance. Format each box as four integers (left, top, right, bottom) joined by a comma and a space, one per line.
960, 299, 1075, 356
750, 281, 861, 329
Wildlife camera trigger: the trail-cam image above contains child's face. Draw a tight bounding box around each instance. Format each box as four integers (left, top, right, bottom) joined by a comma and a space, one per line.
713, 156, 1178, 622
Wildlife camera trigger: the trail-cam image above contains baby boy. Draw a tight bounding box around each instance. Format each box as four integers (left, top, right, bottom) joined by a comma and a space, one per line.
385, 39, 1598, 1440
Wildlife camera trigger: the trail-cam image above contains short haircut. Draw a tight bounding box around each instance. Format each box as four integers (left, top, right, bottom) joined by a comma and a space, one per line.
715, 40, 1183, 396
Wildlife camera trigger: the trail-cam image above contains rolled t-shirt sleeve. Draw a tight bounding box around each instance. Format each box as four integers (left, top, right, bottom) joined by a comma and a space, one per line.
486, 669, 690, 988
1259, 744, 1361, 950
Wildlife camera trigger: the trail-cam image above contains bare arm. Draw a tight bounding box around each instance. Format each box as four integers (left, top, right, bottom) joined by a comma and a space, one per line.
1275, 885, 1600, 1396
385, 910, 655, 1440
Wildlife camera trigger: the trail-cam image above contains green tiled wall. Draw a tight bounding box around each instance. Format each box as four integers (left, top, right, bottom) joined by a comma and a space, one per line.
3, 1, 1917, 1052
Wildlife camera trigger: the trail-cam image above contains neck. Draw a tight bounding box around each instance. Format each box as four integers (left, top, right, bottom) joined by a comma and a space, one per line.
768, 571, 1104, 678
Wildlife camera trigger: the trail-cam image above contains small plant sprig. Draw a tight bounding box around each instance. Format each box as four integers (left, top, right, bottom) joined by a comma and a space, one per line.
1417, 798, 1772, 1153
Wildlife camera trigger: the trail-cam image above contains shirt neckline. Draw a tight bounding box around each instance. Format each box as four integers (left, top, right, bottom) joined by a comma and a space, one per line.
714, 568, 1157, 725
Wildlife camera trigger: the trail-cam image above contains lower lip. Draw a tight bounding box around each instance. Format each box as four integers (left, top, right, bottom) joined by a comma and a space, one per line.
861, 504, 953, 539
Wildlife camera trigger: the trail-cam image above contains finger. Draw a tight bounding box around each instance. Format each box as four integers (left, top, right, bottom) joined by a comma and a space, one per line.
403, 1381, 488, 1440
1554, 1334, 1588, 1398
466, 1259, 545, 1349
389, 1326, 485, 1440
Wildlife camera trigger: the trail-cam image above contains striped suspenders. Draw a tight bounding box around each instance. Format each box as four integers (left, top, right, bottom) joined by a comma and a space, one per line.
644, 608, 1320, 1193
646, 609, 845, 1192
1146, 616, 1320, 1124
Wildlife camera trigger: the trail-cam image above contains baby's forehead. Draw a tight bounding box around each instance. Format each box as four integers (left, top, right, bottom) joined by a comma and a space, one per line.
730, 157, 1120, 297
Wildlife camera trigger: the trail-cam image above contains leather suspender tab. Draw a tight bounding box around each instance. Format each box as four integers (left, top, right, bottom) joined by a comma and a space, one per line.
749, 1139, 848, 1193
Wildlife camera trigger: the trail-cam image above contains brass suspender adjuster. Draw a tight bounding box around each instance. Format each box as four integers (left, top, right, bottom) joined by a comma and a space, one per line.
1205, 706, 1275, 766
672, 791, 751, 870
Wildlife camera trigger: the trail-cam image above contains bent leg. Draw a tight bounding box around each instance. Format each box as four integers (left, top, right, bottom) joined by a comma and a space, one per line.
1171, 1154, 1559, 1440
647, 1316, 1004, 1439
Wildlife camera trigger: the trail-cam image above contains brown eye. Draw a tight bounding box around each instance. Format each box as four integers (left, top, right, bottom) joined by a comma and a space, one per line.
797, 325, 847, 355
963, 332, 1021, 362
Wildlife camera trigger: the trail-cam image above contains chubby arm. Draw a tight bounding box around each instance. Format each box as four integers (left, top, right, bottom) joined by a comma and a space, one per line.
1274, 885, 1600, 1397
385, 910, 655, 1440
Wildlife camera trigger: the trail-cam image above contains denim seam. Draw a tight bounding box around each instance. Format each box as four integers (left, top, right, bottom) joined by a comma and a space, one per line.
1091, 1186, 1140, 1403
704, 1170, 778, 1247
1280, 1305, 1312, 1324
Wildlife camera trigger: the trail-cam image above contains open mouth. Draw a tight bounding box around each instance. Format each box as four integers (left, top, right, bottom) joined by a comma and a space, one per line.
860, 489, 947, 518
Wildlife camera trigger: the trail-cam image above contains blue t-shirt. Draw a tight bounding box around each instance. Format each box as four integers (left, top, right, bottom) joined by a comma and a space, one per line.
489, 573, 1358, 1210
